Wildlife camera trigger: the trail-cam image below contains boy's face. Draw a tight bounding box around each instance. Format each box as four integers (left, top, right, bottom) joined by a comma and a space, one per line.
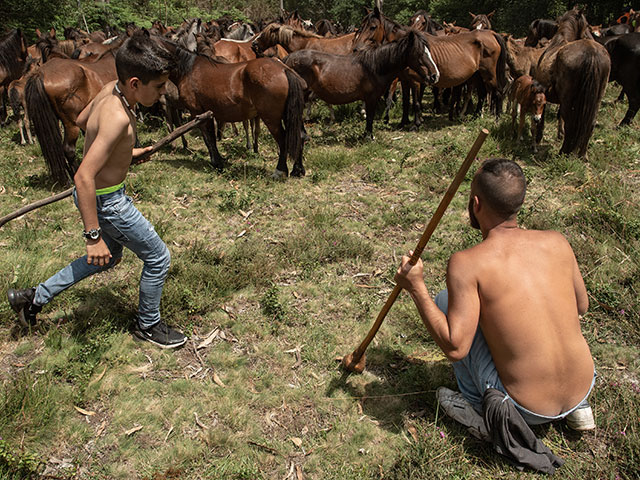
131, 74, 169, 107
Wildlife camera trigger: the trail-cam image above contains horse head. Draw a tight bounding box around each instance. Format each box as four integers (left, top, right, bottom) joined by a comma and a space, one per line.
353, 7, 405, 51
251, 23, 279, 55
406, 31, 440, 85
470, 12, 493, 30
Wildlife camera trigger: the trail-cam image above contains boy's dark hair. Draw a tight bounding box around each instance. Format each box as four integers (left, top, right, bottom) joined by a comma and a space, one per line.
116, 30, 173, 84
474, 158, 526, 217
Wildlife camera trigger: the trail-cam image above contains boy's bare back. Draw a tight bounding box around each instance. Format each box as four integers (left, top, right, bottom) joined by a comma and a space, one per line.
453, 227, 593, 415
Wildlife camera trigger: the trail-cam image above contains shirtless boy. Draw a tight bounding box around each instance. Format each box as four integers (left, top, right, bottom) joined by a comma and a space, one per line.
395, 158, 595, 430
8, 32, 187, 349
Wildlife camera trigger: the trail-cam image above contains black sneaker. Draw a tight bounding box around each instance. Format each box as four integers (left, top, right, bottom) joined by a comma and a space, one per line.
8, 287, 41, 328
134, 320, 187, 349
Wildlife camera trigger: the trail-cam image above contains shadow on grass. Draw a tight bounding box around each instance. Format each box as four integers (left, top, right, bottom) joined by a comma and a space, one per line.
326, 345, 453, 432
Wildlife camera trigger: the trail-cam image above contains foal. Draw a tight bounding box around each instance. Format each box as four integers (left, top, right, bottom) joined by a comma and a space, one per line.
509, 75, 547, 151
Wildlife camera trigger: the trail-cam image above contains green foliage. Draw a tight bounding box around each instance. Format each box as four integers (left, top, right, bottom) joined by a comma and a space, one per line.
0, 440, 42, 478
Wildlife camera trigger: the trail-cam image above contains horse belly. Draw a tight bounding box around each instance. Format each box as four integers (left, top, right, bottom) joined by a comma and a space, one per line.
312, 64, 366, 104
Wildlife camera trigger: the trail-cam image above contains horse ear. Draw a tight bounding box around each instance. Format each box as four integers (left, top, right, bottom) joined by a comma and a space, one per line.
374, 6, 381, 17
49, 28, 56, 38
469, 12, 475, 18
35, 28, 42, 39
488, 11, 495, 18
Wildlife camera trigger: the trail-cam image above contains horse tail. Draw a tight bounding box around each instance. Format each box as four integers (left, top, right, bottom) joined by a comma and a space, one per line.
492, 32, 509, 95
283, 68, 306, 164
560, 48, 609, 155
25, 72, 69, 185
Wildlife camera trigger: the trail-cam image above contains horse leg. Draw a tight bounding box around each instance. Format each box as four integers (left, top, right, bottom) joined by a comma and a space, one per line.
530, 116, 538, 153
242, 120, 251, 150
400, 79, 412, 128
364, 99, 376, 139
412, 81, 422, 129
556, 110, 564, 140
518, 108, 526, 142
252, 118, 260, 153
511, 101, 518, 137
619, 90, 639, 127
432, 87, 441, 113
201, 117, 226, 170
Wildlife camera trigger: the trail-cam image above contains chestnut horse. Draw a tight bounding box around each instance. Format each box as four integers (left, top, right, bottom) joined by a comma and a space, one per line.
284, 30, 440, 138
156, 38, 307, 177
353, 9, 509, 126
534, 8, 610, 157
25, 51, 117, 184
509, 75, 547, 152
251, 23, 355, 55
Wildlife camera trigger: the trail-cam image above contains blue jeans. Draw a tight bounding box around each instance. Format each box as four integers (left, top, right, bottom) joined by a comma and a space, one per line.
435, 290, 594, 425
33, 186, 170, 329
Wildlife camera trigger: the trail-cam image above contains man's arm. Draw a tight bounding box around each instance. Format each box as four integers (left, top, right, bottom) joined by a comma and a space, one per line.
395, 251, 480, 361
571, 251, 589, 316
74, 107, 129, 266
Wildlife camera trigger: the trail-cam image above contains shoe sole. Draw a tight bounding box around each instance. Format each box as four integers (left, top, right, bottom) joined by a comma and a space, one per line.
133, 330, 187, 349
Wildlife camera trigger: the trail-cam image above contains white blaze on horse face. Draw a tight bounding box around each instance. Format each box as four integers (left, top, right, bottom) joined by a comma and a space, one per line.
423, 46, 440, 83
476, 24, 483, 30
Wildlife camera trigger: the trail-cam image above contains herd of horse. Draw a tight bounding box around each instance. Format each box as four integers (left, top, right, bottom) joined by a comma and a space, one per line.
0, 7, 638, 186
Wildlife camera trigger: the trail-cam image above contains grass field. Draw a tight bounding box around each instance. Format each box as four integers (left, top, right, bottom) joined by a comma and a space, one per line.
0, 87, 639, 479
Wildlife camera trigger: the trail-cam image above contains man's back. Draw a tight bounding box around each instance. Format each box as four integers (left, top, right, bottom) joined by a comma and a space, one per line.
456, 227, 593, 415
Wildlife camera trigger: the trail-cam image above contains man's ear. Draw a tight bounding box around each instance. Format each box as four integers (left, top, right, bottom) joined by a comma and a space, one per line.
473, 195, 481, 212
128, 77, 140, 90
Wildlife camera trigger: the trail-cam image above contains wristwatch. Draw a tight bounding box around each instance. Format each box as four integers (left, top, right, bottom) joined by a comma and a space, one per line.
82, 228, 101, 241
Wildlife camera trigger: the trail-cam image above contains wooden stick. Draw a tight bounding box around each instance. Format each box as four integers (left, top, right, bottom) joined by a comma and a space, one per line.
342, 128, 489, 373
0, 111, 214, 228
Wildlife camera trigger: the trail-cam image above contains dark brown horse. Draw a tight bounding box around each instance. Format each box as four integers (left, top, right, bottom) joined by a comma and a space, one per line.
0, 29, 28, 90
25, 51, 118, 184
284, 30, 440, 138
409, 11, 446, 36
534, 8, 610, 157
0, 29, 28, 125
470, 11, 494, 30
251, 23, 355, 55
156, 37, 307, 177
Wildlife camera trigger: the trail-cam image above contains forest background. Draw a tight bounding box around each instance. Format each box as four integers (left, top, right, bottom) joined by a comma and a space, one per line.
1, 0, 636, 43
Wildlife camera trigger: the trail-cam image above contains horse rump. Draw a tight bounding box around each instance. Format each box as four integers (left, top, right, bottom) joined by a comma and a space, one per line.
25, 72, 71, 185
557, 43, 610, 156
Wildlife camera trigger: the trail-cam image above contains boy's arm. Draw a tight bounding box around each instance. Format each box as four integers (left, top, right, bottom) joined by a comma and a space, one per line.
74, 107, 129, 266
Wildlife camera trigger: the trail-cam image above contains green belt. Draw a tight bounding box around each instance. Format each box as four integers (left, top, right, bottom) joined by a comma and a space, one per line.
95, 181, 125, 196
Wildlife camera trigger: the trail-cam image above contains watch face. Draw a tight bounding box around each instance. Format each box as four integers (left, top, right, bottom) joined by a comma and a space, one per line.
90, 230, 100, 240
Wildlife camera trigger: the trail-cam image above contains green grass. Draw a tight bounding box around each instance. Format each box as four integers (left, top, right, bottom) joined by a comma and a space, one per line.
0, 86, 639, 479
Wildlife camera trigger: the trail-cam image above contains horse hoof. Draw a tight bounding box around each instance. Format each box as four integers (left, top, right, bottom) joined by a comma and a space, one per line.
271, 169, 288, 180
291, 166, 305, 177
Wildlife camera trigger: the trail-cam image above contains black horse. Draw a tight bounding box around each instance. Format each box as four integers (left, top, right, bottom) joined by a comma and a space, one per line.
525, 19, 559, 46
605, 32, 640, 126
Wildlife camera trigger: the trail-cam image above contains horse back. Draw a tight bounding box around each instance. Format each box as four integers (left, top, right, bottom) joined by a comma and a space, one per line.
306, 32, 355, 54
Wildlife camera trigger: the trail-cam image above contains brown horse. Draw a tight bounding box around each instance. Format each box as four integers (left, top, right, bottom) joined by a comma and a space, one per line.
409, 10, 446, 36
509, 75, 547, 152
284, 30, 440, 138
503, 35, 544, 79
156, 37, 307, 177
0, 29, 28, 125
0, 29, 28, 89
353, 9, 509, 126
470, 12, 494, 30
534, 8, 610, 157
251, 23, 355, 55
25, 51, 117, 184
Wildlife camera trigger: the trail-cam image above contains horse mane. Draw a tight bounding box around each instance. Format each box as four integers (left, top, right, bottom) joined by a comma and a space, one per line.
550, 8, 592, 47
172, 39, 229, 77
356, 32, 420, 74
262, 23, 322, 46
0, 30, 25, 76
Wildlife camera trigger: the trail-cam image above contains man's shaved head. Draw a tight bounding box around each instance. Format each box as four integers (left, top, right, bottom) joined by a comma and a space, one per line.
473, 158, 526, 218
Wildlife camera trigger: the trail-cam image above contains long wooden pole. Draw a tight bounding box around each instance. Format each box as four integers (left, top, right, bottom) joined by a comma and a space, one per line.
0, 111, 214, 228
342, 128, 489, 373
